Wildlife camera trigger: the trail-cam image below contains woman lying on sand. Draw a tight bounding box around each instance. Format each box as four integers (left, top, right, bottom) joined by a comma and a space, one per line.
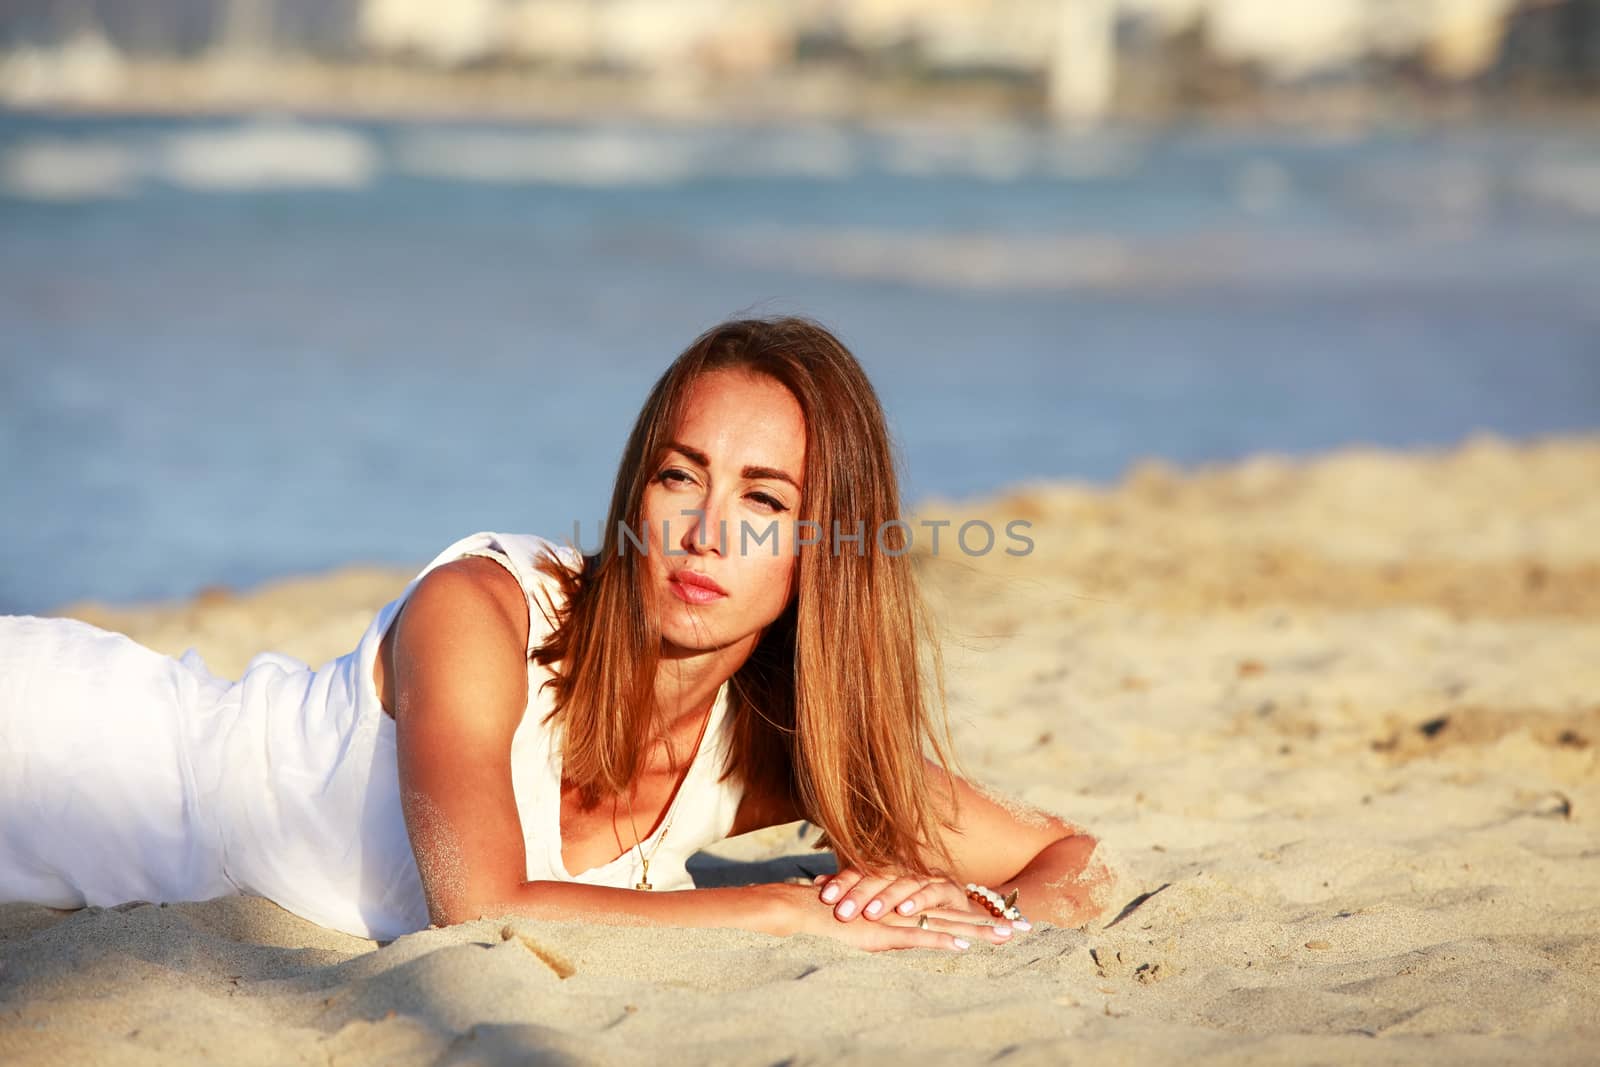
0, 317, 1110, 949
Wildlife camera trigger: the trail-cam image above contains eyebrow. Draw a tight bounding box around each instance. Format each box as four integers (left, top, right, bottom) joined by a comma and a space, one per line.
665, 442, 801, 490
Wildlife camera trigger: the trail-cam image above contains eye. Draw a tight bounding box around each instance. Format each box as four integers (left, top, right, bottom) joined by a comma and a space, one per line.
657, 468, 695, 487
747, 491, 787, 513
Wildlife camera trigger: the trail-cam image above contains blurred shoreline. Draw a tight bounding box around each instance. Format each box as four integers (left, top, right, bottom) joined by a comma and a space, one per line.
5, 55, 1599, 130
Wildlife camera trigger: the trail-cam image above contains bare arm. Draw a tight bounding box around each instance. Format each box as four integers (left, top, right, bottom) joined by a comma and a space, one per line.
388, 558, 988, 950
923, 763, 1110, 929
389, 556, 532, 925
818, 760, 1112, 930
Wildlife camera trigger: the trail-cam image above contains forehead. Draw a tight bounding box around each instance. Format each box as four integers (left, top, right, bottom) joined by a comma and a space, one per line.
672, 370, 806, 468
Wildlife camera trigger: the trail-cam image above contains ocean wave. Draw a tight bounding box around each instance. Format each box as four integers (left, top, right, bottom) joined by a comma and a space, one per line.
712, 226, 1142, 290
877, 123, 1038, 181
1, 119, 1164, 201
1515, 159, 1600, 219
713, 126, 856, 180
396, 128, 699, 186
864, 121, 1143, 182
1345, 150, 1600, 227
392, 122, 1148, 188
2, 119, 379, 199
1041, 134, 1143, 181
1345, 157, 1495, 228
394, 125, 857, 185
705, 224, 1578, 292
1232, 158, 1294, 216
160, 120, 378, 191
1, 137, 142, 201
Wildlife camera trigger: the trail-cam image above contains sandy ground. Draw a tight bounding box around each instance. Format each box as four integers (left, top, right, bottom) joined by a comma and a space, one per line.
3, 432, 1597, 1065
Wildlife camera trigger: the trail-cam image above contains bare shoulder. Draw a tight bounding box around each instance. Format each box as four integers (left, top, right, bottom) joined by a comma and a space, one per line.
403, 555, 529, 645
395, 557, 529, 696
376, 555, 531, 728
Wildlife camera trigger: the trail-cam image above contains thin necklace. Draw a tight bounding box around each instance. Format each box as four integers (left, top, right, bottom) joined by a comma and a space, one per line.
623, 694, 715, 891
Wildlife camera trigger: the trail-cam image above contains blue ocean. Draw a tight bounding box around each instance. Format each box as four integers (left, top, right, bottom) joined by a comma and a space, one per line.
2, 111, 1597, 614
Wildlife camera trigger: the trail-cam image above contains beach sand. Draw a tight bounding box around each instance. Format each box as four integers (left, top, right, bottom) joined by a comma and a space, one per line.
3, 433, 1597, 1064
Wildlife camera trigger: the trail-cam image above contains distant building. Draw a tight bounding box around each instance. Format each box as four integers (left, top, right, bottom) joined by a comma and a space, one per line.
1492, 0, 1600, 91
360, 0, 793, 75
1049, 0, 1115, 122
0, 22, 126, 103
0, 0, 1590, 116
360, 0, 503, 65
1423, 0, 1519, 79
1117, 0, 1515, 78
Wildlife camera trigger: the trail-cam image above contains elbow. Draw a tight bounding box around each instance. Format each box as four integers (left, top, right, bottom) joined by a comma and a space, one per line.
1046, 832, 1116, 924
425, 895, 485, 930
1024, 831, 1099, 884
422, 880, 512, 929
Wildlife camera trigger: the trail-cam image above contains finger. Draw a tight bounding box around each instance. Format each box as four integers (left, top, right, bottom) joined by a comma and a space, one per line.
818, 870, 862, 906
870, 922, 971, 953
890, 879, 970, 919
834, 873, 895, 921
861, 876, 929, 921
915, 911, 1016, 946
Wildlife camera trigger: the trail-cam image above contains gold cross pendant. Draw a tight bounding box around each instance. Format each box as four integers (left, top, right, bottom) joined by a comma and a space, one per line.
635, 858, 652, 891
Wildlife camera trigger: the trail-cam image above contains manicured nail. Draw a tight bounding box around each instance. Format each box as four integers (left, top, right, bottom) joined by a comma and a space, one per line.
821, 885, 840, 903
952, 938, 970, 950
836, 900, 857, 919
994, 925, 1013, 938
898, 900, 915, 915
1013, 919, 1032, 932
864, 900, 883, 918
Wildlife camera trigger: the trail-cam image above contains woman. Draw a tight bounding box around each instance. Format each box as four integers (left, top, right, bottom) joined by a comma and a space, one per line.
0, 317, 1110, 949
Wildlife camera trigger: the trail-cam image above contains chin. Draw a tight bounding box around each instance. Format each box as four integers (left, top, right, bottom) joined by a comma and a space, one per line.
660, 629, 739, 656
658, 607, 728, 651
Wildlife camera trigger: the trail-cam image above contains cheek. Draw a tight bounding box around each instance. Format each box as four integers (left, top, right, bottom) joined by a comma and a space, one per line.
641, 492, 690, 553
639, 491, 668, 540
744, 555, 797, 617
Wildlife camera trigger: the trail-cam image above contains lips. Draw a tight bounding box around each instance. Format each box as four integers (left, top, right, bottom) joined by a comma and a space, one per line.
669, 569, 728, 605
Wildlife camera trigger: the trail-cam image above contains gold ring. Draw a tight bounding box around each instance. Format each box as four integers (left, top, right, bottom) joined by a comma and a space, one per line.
917, 914, 930, 930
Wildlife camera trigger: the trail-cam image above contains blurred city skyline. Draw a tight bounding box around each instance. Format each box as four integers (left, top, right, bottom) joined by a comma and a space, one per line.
0, 0, 1595, 122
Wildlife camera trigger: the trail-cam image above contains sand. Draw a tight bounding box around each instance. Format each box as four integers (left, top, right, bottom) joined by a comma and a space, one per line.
4, 432, 1597, 1064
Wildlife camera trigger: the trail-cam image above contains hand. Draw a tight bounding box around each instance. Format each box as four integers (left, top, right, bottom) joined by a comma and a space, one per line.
765, 883, 991, 952
812, 870, 1026, 946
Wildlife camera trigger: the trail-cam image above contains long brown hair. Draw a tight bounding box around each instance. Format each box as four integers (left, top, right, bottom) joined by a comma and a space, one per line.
532, 317, 959, 876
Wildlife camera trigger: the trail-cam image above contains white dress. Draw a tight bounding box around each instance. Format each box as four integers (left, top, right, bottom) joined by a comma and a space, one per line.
0, 532, 744, 941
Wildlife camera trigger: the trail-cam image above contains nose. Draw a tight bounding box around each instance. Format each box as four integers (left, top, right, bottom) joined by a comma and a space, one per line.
677, 490, 727, 557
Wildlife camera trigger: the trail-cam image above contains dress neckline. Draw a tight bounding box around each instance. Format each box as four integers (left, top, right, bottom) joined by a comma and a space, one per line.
545, 680, 729, 880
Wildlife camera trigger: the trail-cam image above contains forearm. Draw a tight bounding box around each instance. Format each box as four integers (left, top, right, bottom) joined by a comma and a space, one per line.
464, 879, 800, 935
993, 833, 1112, 929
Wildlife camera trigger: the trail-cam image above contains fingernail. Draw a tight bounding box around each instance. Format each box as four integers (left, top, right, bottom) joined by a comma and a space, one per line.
898, 900, 915, 915
994, 925, 1013, 938
953, 938, 970, 950
836, 900, 857, 919
1013, 919, 1032, 932
864, 900, 883, 918
821, 885, 840, 903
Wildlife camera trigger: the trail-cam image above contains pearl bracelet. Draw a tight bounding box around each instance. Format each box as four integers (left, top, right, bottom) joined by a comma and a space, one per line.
965, 883, 1024, 922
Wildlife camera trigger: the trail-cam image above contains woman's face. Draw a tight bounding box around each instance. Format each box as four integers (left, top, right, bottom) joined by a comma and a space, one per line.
640, 368, 807, 659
